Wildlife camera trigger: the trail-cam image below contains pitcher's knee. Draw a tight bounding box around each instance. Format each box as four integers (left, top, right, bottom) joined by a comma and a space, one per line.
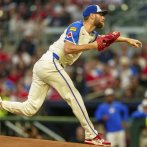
25, 110, 36, 117
64, 92, 74, 102
22, 102, 38, 117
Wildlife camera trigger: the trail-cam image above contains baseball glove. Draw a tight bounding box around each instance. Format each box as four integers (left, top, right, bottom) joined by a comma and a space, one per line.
97, 31, 120, 51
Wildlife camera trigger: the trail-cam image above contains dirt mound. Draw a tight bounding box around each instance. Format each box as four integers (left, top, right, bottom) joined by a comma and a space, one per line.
0, 135, 102, 147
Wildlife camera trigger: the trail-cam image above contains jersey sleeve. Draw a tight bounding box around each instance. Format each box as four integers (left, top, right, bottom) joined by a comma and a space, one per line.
131, 111, 146, 119
94, 105, 104, 120
64, 23, 80, 45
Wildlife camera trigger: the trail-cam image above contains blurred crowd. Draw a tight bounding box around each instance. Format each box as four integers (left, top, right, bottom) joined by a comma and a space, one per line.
0, 0, 147, 103
1, 38, 147, 102
0, 0, 142, 43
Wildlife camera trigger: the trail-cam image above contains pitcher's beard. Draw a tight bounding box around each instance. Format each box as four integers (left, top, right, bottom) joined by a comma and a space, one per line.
94, 21, 104, 29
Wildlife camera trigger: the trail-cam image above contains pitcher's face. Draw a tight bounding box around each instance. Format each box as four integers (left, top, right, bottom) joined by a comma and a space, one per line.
93, 13, 105, 29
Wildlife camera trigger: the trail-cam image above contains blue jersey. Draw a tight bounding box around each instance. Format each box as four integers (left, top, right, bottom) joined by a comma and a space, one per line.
94, 102, 129, 132
47, 20, 98, 67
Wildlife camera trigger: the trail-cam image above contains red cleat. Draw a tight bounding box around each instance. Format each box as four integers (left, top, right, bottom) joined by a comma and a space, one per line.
85, 133, 111, 146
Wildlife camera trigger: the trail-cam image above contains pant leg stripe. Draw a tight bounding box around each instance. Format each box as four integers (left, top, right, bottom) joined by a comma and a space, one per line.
53, 57, 97, 136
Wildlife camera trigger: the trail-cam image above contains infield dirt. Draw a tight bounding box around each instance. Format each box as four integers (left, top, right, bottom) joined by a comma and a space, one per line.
0, 135, 106, 147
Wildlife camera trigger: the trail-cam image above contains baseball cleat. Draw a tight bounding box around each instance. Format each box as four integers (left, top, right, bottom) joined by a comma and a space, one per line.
85, 133, 111, 146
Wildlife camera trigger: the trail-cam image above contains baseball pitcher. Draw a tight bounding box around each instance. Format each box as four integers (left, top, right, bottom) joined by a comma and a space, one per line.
0, 5, 142, 146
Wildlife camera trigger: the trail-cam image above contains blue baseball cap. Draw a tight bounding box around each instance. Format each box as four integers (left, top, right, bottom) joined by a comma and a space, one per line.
83, 5, 108, 18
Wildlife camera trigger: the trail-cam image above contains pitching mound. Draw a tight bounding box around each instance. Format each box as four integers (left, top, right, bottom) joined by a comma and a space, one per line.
0, 135, 102, 147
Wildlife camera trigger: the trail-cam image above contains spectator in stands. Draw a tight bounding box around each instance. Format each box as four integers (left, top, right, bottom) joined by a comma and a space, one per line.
0, 41, 9, 63
98, 47, 114, 63
70, 4, 84, 22
122, 76, 145, 101
107, 58, 119, 78
71, 67, 86, 97
28, 55, 38, 70
105, 0, 124, 7
131, 53, 142, 76
117, 42, 134, 59
9, 12, 24, 35
7, 66, 22, 84
0, 75, 5, 93
140, 43, 147, 60
23, 69, 32, 91
22, 14, 35, 33
0, 11, 10, 38
129, 77, 145, 100
8, 2, 17, 17
15, 78, 28, 101
131, 91, 147, 113
32, 15, 48, 45
69, 126, 85, 143
12, 49, 31, 67
94, 88, 129, 147
112, 77, 124, 100
49, 3, 71, 26
123, 87, 134, 102
84, 58, 102, 92
16, 59, 27, 76
31, 5, 46, 20
131, 99, 147, 119
65, 0, 79, 22
18, 2, 29, 18
144, 91, 147, 99
46, 87, 63, 101
0, 73, 15, 96
35, 49, 44, 60
24, 126, 40, 138
44, 0, 57, 23
119, 56, 135, 88
140, 57, 147, 87
1, 0, 12, 9
96, 63, 114, 90
17, 30, 35, 56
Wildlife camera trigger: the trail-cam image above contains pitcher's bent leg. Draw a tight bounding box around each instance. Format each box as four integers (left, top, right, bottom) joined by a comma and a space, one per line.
0, 73, 50, 116
43, 68, 97, 139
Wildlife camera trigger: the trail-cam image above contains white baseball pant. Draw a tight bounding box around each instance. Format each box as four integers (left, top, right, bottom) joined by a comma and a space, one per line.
0, 52, 97, 139
106, 130, 126, 147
